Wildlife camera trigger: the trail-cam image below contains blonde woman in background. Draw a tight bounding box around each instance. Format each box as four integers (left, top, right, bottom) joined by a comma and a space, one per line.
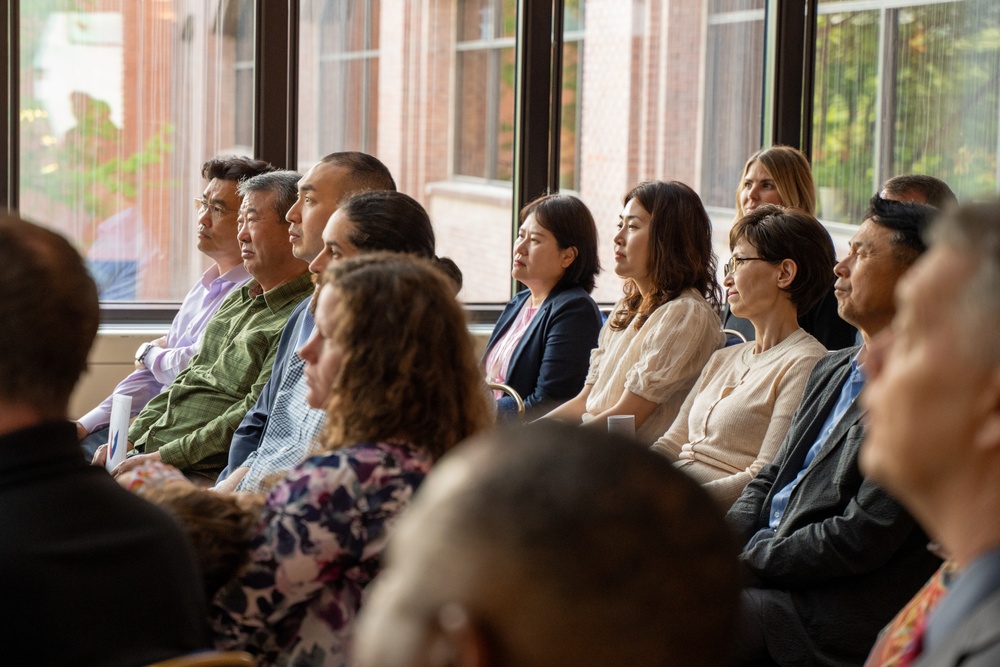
726, 145, 857, 350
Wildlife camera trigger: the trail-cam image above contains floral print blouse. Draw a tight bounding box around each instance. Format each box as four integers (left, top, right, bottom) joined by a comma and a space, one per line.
210, 439, 433, 666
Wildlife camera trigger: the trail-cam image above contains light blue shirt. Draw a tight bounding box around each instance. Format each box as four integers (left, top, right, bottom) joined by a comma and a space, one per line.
767, 354, 865, 529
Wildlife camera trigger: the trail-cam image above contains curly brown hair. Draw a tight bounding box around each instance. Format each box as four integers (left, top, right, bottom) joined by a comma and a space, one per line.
316, 252, 492, 459
610, 181, 721, 332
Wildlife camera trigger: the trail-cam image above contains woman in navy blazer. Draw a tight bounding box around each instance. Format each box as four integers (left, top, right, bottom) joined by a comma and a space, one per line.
483, 194, 603, 418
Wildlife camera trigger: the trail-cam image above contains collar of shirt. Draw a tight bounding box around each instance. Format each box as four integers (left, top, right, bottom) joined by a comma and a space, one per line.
925, 547, 1000, 651
240, 273, 313, 314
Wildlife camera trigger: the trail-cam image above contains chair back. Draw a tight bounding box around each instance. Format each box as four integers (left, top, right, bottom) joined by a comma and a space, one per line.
145, 650, 256, 667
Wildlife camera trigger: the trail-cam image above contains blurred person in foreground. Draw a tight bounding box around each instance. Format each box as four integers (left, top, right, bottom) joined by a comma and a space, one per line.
0, 214, 207, 665
861, 201, 1000, 666
355, 420, 741, 667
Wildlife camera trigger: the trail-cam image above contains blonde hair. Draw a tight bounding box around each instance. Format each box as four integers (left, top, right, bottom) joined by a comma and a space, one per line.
316, 252, 491, 458
735, 145, 816, 217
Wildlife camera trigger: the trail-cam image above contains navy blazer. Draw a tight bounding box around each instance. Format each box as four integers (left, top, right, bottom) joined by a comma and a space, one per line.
484, 285, 602, 418
727, 346, 940, 666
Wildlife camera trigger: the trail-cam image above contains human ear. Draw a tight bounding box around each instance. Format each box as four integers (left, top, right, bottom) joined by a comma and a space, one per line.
775, 259, 797, 289
973, 367, 1000, 453
560, 246, 578, 269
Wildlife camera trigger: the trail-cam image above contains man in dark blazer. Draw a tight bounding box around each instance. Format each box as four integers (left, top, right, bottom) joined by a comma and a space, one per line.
726, 196, 942, 666
861, 202, 1000, 667
0, 215, 208, 665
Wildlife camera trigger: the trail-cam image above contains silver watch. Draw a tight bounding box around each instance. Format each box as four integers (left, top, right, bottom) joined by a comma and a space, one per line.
135, 342, 156, 367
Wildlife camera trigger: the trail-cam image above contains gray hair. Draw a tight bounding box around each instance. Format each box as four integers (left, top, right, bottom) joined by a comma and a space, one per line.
237, 169, 301, 219
929, 201, 1000, 361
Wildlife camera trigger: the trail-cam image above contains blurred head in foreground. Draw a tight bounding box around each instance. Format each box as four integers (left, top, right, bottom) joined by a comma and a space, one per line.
355, 421, 741, 667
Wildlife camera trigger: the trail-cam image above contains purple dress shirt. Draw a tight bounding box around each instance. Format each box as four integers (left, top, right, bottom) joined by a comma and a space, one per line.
78, 263, 251, 433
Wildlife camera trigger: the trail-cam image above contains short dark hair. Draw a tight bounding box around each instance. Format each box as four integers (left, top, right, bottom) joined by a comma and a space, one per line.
520, 193, 601, 293
320, 151, 397, 192
0, 215, 99, 414
612, 181, 722, 331
865, 194, 937, 266
881, 174, 957, 209
412, 421, 741, 665
237, 170, 302, 219
730, 205, 837, 313
201, 155, 276, 182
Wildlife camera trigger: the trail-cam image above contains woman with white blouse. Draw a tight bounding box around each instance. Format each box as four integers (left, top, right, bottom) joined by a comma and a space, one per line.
544, 181, 724, 444
652, 205, 836, 507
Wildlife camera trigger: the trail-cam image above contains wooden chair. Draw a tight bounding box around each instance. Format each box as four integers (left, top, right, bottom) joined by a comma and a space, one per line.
145, 651, 256, 667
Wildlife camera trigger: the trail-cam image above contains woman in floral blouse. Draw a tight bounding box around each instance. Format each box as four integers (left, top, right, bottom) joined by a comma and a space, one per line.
210, 252, 493, 666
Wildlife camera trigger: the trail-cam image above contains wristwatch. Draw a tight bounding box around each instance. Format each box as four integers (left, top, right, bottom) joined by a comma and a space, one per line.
135, 342, 156, 368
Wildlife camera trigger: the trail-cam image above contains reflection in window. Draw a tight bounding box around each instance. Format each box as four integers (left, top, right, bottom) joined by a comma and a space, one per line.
813, 0, 1000, 223
19, 1, 253, 302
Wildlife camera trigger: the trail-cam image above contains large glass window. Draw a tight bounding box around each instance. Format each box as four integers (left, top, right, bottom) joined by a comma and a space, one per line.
568, 0, 767, 302
18, 0, 254, 302
813, 0, 1000, 223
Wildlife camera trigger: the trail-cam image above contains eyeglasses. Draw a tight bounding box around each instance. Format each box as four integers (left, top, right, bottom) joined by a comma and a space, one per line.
724, 256, 768, 277
194, 198, 237, 221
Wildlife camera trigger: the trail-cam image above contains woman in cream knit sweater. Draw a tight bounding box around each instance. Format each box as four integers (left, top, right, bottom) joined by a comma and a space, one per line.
652, 205, 836, 507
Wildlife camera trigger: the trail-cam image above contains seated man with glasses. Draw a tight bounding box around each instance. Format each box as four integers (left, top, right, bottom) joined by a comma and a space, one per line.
77, 156, 274, 456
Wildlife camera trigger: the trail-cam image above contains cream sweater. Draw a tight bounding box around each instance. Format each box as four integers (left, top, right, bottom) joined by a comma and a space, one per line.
651, 328, 826, 507
583, 289, 724, 444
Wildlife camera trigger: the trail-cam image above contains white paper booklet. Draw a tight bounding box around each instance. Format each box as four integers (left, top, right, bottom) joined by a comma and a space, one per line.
106, 394, 131, 473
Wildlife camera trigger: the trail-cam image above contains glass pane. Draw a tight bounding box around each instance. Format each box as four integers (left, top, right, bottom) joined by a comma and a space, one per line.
496, 46, 516, 181
812, 9, 880, 223
564, 0, 766, 303
19, 0, 255, 302
813, 0, 1000, 224
458, 0, 516, 41
700, 15, 766, 209
298, 0, 514, 302
559, 39, 582, 191
456, 49, 490, 179
894, 3, 1000, 203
